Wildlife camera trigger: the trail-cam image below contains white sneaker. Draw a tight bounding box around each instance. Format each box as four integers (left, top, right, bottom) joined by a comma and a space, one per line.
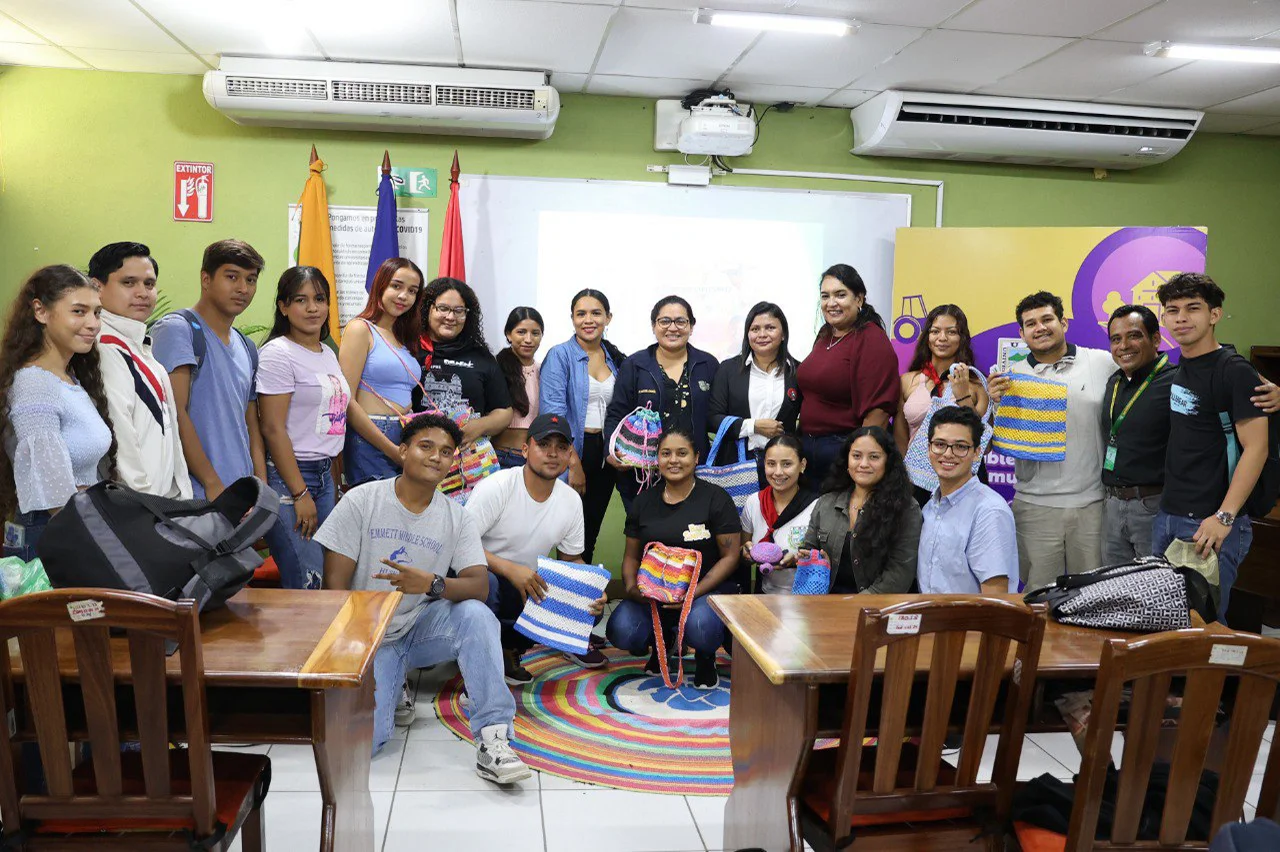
394, 680, 416, 727
475, 724, 531, 784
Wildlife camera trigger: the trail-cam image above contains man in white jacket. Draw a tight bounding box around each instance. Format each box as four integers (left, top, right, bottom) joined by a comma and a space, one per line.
89, 242, 192, 498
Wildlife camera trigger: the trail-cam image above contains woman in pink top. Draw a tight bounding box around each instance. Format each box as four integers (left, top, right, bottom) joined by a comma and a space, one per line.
495, 307, 546, 468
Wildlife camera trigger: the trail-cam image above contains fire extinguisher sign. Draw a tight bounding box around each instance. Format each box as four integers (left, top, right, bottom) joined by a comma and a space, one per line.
173, 161, 214, 222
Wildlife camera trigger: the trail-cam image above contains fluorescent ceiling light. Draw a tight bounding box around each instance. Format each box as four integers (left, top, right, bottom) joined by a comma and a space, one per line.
1144, 40, 1280, 64
695, 8, 853, 36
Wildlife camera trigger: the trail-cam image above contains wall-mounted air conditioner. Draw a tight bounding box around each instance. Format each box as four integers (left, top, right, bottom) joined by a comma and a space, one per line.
203, 57, 559, 140
851, 91, 1202, 169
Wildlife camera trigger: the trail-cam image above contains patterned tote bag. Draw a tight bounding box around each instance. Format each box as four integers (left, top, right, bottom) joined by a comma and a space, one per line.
696, 416, 761, 517
637, 542, 703, 688
991, 373, 1068, 462
515, 556, 611, 655
903, 372, 994, 493
792, 550, 831, 596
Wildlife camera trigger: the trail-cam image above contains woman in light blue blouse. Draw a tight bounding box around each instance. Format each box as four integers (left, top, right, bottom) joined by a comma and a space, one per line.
539, 288, 627, 564
0, 265, 115, 560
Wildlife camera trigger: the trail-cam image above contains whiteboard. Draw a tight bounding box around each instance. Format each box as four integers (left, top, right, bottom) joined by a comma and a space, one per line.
459, 175, 911, 359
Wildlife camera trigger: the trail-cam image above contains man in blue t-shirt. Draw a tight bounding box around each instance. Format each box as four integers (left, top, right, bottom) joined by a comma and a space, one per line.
1154, 273, 1270, 621
152, 239, 266, 500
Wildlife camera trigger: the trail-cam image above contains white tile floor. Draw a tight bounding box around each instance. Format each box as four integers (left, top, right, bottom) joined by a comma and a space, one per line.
226, 666, 1277, 851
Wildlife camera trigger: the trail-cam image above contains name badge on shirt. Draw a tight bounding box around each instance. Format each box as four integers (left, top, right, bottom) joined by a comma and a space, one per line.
1103, 444, 1117, 472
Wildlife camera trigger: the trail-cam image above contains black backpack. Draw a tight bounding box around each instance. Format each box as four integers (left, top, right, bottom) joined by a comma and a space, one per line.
1212, 351, 1280, 519
37, 477, 279, 611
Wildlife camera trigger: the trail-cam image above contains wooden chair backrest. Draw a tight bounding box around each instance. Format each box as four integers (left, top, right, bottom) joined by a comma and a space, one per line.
1066, 627, 1280, 852
0, 588, 215, 836
829, 596, 1047, 840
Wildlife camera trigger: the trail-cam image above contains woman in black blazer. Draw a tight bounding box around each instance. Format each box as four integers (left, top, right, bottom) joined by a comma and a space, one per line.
708, 302, 802, 469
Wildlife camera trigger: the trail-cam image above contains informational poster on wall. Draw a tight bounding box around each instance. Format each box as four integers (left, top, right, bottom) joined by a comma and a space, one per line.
889, 226, 1208, 500
287, 204, 429, 326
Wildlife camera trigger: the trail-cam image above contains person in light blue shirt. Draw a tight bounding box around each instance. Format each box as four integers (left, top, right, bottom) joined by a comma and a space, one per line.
917, 405, 1018, 594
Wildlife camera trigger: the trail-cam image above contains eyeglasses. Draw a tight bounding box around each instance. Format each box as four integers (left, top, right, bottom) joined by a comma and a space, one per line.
431, 303, 468, 318
655, 317, 691, 329
929, 440, 974, 456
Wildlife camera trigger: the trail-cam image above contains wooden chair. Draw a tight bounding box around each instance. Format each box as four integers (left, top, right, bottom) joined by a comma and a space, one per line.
0, 589, 270, 850
1015, 627, 1280, 852
794, 596, 1047, 852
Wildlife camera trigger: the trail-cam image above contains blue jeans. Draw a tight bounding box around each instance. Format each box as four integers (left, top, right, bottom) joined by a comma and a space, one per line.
1152, 510, 1254, 623
3, 510, 51, 562
802, 433, 848, 492
344, 416, 402, 486
606, 582, 738, 657
263, 459, 336, 590
371, 598, 514, 754
495, 447, 525, 470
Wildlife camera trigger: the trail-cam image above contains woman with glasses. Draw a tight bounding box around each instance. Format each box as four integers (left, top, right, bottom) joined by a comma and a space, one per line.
416, 277, 512, 447
603, 295, 719, 512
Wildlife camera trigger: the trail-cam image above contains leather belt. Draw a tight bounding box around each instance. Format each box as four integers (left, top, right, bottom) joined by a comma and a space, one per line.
1105, 484, 1162, 500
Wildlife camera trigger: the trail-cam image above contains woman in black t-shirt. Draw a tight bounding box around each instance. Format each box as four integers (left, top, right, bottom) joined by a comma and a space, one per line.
415, 277, 512, 446
605, 427, 740, 688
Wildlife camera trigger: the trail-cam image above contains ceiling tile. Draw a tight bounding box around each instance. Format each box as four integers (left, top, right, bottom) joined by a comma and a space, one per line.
585, 73, 709, 98
1096, 0, 1280, 43
457, 0, 615, 73
1101, 60, 1280, 109
1197, 113, 1280, 132
71, 48, 210, 73
837, 0, 973, 28
3, 0, 180, 51
0, 41, 88, 68
1208, 85, 1280, 115
850, 29, 1072, 93
818, 86, 878, 107
306, 0, 455, 64
594, 7, 757, 79
0, 13, 45, 43
550, 71, 589, 93
977, 38, 1182, 100
618, 0, 967, 28
943, 0, 1160, 38
726, 23, 923, 88
1243, 121, 1280, 134
138, 0, 327, 58
719, 81, 836, 106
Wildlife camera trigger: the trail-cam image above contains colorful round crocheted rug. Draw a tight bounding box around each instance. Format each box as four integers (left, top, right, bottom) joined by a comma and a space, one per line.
434, 646, 734, 795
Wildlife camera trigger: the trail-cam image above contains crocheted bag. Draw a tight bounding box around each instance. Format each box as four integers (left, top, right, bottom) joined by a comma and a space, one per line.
637, 542, 702, 688
696, 417, 760, 517
792, 550, 831, 596
992, 373, 1068, 462
903, 374, 994, 493
515, 556, 611, 655
609, 403, 663, 488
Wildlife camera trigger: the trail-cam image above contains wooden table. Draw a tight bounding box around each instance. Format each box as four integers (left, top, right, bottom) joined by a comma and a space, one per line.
709, 593, 1132, 852
10, 588, 399, 852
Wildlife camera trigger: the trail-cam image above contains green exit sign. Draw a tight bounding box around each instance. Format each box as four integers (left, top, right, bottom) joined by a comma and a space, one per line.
379, 166, 437, 198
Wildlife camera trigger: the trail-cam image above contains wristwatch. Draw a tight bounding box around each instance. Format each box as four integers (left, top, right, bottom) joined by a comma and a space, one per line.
429, 575, 447, 598
1215, 510, 1236, 527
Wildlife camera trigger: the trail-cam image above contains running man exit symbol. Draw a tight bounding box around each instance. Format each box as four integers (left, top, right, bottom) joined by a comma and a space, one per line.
173, 161, 214, 222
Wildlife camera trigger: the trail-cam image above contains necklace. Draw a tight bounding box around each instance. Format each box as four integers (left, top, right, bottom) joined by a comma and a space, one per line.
826, 330, 852, 350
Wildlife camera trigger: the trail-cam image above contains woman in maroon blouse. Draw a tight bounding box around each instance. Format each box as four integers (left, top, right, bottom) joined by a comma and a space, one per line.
795, 263, 900, 489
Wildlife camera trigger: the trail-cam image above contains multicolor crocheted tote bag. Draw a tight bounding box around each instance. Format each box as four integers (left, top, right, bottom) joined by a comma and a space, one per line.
637, 542, 702, 688
792, 550, 831, 596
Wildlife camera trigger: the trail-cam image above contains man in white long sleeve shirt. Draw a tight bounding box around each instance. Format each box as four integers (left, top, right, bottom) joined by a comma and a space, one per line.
90, 242, 192, 498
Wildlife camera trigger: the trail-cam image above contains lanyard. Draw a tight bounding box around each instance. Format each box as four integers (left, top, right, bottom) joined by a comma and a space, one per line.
1108, 353, 1167, 438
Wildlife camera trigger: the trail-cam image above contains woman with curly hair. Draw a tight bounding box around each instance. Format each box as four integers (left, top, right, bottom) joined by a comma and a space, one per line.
416, 277, 512, 447
790, 425, 920, 594
0, 265, 117, 560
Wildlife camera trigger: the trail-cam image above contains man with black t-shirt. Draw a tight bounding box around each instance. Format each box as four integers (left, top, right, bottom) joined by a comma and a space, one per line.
1154, 273, 1270, 621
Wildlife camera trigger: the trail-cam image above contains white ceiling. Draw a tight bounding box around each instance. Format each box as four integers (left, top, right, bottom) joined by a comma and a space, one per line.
5, 0, 1280, 134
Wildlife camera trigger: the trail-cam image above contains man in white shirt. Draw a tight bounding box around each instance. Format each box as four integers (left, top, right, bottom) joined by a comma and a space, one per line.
89, 242, 192, 498
988, 291, 1115, 590
466, 413, 608, 685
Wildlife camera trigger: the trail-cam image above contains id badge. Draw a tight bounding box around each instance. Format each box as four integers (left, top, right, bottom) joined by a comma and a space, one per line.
1103, 444, 1117, 472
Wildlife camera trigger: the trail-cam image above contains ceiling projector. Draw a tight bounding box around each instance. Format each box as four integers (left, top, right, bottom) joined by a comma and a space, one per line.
677, 95, 755, 156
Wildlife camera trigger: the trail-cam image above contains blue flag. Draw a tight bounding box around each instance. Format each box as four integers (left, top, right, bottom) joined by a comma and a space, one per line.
365, 171, 399, 291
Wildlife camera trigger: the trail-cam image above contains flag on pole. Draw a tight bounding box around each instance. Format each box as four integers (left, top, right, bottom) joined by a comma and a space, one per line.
366, 150, 400, 292
296, 145, 340, 343
439, 150, 465, 282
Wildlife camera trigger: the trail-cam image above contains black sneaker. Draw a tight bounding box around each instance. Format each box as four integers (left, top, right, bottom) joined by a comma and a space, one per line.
693, 652, 719, 688
504, 651, 533, 686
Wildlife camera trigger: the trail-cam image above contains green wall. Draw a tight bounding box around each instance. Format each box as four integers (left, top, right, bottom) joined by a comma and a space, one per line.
2, 66, 1279, 573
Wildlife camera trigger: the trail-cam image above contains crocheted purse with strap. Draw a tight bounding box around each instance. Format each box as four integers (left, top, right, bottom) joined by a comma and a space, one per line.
792, 550, 831, 596
637, 542, 702, 688
609, 403, 663, 489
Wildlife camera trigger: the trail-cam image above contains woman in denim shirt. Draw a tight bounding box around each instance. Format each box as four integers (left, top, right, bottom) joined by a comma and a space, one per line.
539, 289, 627, 564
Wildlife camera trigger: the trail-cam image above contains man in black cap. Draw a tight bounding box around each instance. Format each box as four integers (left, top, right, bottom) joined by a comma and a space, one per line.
466, 413, 608, 683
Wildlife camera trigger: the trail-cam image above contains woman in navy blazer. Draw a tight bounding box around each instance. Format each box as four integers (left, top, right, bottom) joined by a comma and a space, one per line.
539, 288, 627, 564
604, 295, 719, 512
707, 302, 802, 471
